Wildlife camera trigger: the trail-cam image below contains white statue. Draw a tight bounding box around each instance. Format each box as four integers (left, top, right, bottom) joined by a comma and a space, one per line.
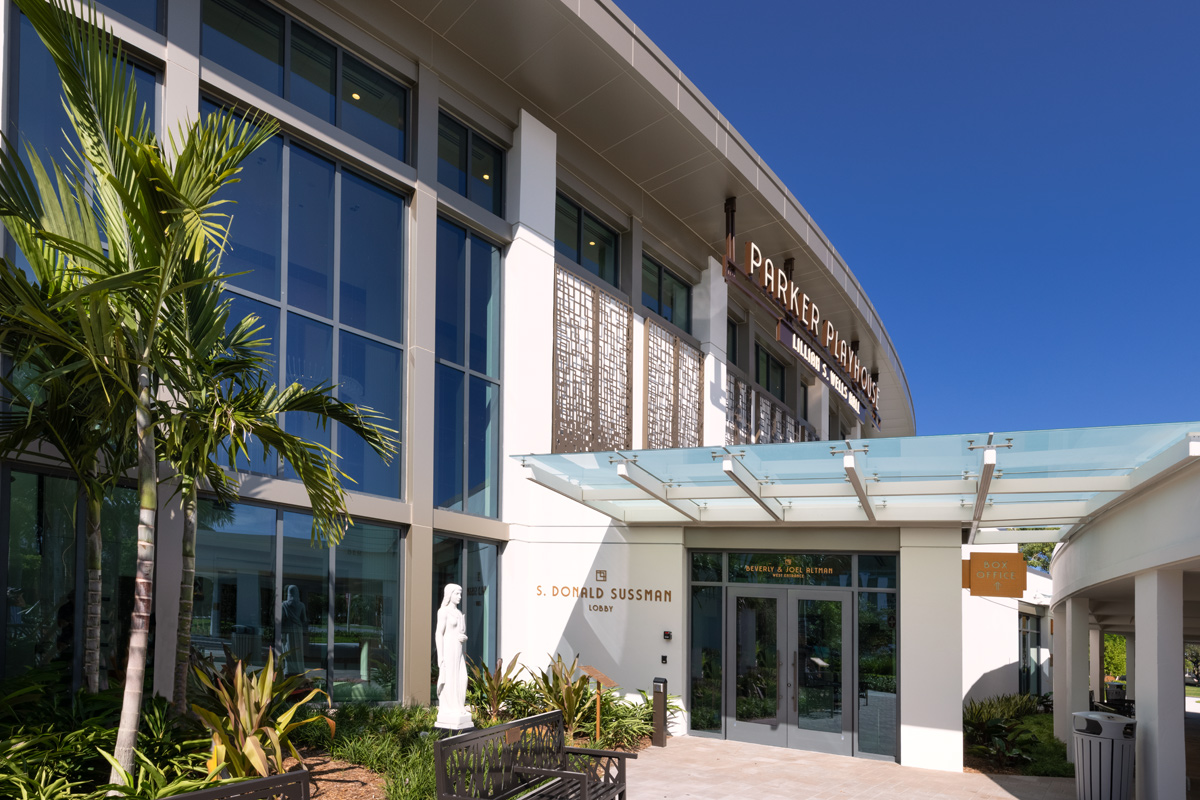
435, 583, 473, 730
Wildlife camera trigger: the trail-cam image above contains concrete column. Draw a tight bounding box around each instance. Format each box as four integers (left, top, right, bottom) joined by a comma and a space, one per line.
162, 0, 201, 132
1063, 596, 1090, 763
1089, 627, 1104, 703
809, 381, 830, 440
696, 256, 728, 447
1124, 633, 1135, 700
1051, 603, 1068, 744
898, 527, 962, 771
1135, 569, 1185, 800
399, 63, 441, 704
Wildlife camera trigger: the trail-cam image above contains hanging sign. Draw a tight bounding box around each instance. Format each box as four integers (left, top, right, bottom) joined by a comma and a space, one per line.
963, 552, 1027, 598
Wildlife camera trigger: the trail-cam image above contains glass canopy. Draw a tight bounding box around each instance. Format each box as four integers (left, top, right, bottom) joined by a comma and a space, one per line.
517, 422, 1200, 541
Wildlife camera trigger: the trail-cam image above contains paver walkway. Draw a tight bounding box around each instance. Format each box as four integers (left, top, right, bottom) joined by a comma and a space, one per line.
627, 736, 1075, 800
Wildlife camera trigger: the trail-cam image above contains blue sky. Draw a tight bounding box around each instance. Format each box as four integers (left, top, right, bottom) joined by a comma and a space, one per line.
617, 0, 1200, 436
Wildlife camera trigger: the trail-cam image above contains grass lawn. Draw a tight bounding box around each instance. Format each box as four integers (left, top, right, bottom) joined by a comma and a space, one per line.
1017, 712, 1074, 777
1186, 685, 1200, 698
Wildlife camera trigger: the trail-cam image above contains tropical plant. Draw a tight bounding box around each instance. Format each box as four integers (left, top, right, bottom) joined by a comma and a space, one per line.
965, 716, 1038, 763
468, 653, 523, 724
98, 750, 227, 800
526, 654, 593, 741
963, 693, 1038, 726
190, 649, 334, 778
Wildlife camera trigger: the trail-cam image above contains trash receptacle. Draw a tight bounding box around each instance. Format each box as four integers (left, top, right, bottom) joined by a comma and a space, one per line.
1072, 711, 1135, 800
651, 677, 667, 747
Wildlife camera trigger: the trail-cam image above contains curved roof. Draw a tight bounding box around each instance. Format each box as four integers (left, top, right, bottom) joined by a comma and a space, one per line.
379, 0, 916, 435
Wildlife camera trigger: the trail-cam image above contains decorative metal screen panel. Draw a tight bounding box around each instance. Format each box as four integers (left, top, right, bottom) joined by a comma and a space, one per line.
645, 320, 704, 449
725, 373, 817, 445
553, 267, 632, 452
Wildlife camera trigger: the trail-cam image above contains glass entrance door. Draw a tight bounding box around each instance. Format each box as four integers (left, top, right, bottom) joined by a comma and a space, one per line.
726, 587, 853, 754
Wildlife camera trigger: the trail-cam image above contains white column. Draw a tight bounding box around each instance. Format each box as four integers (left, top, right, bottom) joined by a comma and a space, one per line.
1052, 603, 1068, 744
810, 381, 830, 441
1089, 627, 1104, 703
898, 528, 962, 771
1064, 596, 1090, 763
1124, 633, 1135, 700
696, 256, 728, 446
1135, 569, 1185, 800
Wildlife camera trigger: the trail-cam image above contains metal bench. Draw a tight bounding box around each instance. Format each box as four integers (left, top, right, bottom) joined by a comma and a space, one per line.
173, 771, 310, 800
435, 710, 635, 800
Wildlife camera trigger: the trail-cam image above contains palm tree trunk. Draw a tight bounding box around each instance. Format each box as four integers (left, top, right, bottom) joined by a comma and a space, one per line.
84, 492, 103, 693
173, 487, 197, 714
110, 376, 156, 780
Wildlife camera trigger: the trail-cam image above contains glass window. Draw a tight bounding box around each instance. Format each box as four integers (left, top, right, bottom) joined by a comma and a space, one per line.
691, 551, 722, 583
689, 586, 722, 732
555, 194, 618, 289
332, 523, 401, 702
100, 0, 163, 31
858, 592, 897, 758
341, 172, 405, 341
641, 256, 692, 334
755, 344, 786, 404
202, 2, 408, 160
338, 333, 402, 497
287, 148, 336, 318
437, 112, 504, 217
99, 488, 138, 687
193, 501, 277, 674
435, 219, 501, 517
432, 534, 499, 690
207, 101, 406, 495
281, 511, 327, 685
5, 472, 78, 679
341, 54, 406, 160
727, 552, 852, 587
202, 0, 285, 96
290, 24, 336, 124
858, 555, 897, 589
726, 319, 739, 368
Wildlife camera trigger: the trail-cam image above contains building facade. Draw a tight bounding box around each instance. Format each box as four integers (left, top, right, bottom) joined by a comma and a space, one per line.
1, 0, 965, 771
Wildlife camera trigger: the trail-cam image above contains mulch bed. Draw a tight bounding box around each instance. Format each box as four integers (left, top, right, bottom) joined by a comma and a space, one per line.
285, 749, 386, 800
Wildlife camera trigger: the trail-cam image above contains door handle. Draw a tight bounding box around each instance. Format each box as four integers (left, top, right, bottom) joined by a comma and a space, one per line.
792, 653, 797, 705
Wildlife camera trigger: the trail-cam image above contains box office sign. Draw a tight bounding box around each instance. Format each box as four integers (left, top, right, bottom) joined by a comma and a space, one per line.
730, 241, 882, 428
962, 552, 1027, 598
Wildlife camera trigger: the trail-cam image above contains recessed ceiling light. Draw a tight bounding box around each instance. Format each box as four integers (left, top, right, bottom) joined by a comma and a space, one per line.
351, 92, 361, 100
589, 241, 596, 246
482, 174, 490, 180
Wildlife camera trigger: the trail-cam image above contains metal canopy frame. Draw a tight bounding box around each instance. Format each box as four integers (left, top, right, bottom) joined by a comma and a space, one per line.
519, 423, 1200, 543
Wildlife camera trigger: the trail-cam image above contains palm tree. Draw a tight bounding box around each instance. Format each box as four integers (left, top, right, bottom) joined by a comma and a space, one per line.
0, 0, 277, 776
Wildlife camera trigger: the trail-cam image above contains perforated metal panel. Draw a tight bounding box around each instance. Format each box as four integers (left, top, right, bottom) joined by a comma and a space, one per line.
552, 268, 631, 453
725, 373, 817, 445
645, 320, 703, 449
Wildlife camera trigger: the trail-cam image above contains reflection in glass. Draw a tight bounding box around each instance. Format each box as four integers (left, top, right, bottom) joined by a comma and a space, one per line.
290, 24, 336, 123
433, 365, 464, 511
689, 586, 722, 732
858, 592, 897, 758
5, 472, 78, 679
581, 215, 617, 287
795, 599, 843, 734
99, 488, 138, 687
554, 195, 580, 265
202, 0, 285, 96
463, 540, 498, 669
340, 173, 404, 341
734, 596, 778, 723
338, 333, 402, 497
469, 236, 500, 378
193, 501, 276, 673
435, 219, 466, 365
470, 135, 503, 217
691, 552, 722, 583
341, 55, 405, 159
223, 294, 279, 475
332, 523, 400, 701
728, 552, 852, 587
288, 148, 335, 318
282, 511, 327, 685
284, 314, 333, 474
467, 378, 498, 517
662, 269, 691, 333
431, 535, 463, 700
100, 0, 161, 30
858, 555, 897, 589
437, 114, 468, 197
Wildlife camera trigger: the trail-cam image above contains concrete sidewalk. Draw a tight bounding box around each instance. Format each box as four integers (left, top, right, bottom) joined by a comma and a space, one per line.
626, 737, 1075, 800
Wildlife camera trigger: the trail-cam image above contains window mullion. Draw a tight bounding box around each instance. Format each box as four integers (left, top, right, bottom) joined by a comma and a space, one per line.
282, 17, 292, 102
461, 234, 472, 512
331, 166, 343, 457
276, 140, 291, 476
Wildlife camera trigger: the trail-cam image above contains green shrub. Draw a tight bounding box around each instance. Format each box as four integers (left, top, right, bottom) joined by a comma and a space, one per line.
526, 655, 593, 740
383, 733, 437, 800
966, 717, 1038, 764
963, 693, 1038, 727
468, 653, 523, 725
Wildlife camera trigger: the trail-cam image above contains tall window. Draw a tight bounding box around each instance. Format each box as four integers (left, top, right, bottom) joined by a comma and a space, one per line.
641, 256, 692, 334
755, 344, 786, 404
727, 318, 740, 368
434, 219, 501, 517
554, 194, 618, 288
206, 100, 406, 497
202, 0, 408, 160
432, 534, 499, 690
194, 500, 403, 702
437, 113, 504, 217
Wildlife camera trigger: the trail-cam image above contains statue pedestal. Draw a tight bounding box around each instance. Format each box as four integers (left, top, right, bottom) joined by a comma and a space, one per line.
435, 708, 474, 731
